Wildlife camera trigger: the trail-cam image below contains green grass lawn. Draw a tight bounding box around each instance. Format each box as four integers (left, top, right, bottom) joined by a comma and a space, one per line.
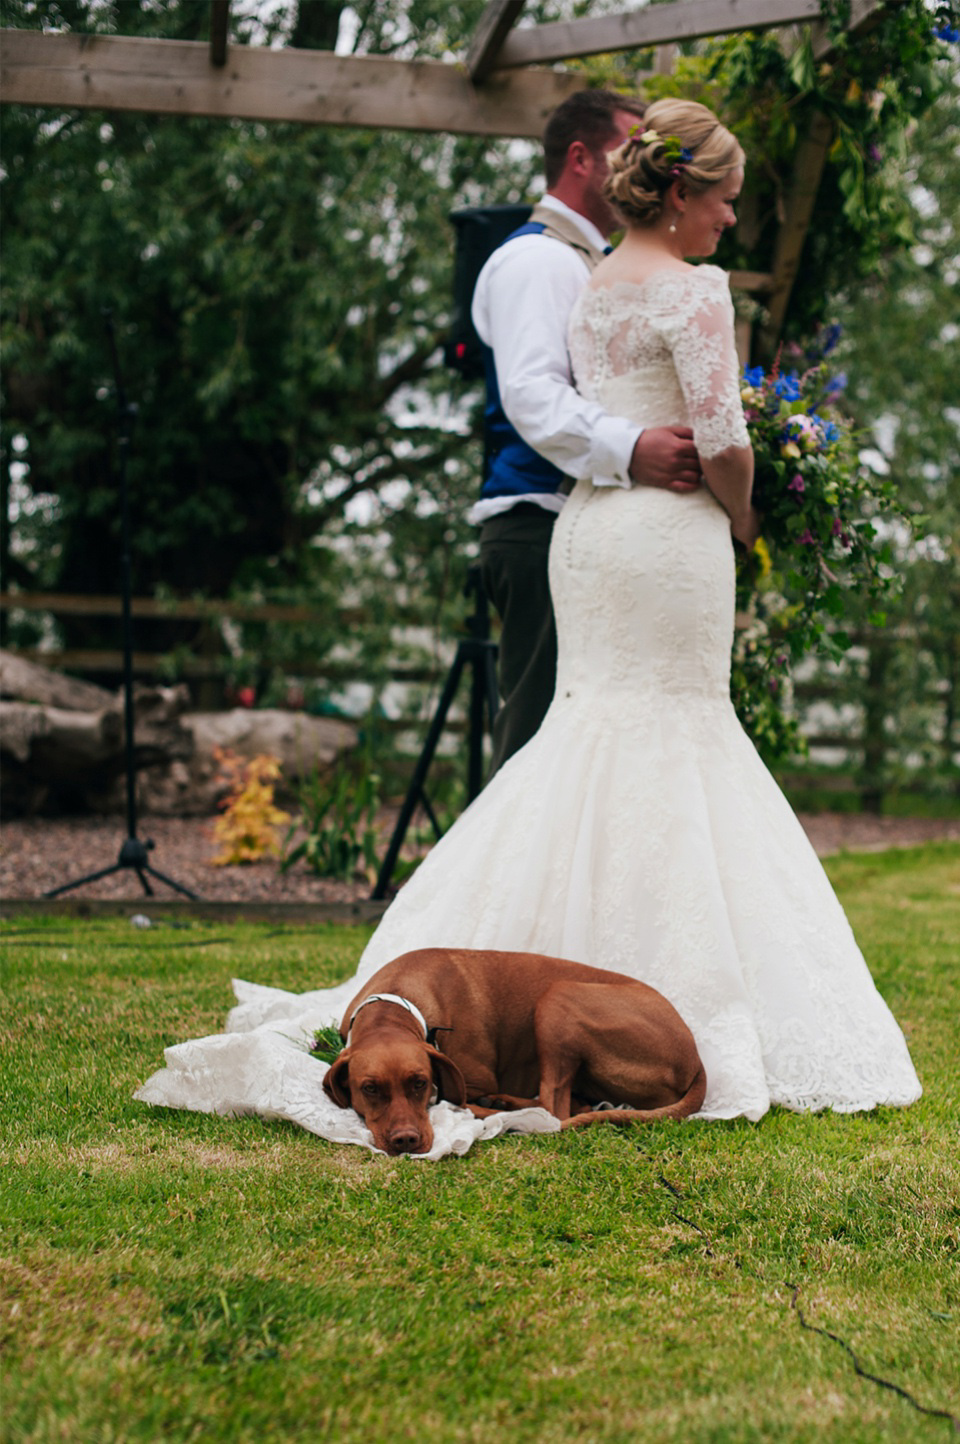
2, 843, 958, 1443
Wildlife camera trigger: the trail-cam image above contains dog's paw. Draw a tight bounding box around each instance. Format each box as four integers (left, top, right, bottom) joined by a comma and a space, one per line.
474, 1093, 538, 1113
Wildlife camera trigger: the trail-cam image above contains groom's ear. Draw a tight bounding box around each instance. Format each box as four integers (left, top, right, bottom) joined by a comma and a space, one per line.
566, 138, 592, 177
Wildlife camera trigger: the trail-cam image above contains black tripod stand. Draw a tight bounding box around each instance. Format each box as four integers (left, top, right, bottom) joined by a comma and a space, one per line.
45, 314, 199, 901
371, 565, 498, 900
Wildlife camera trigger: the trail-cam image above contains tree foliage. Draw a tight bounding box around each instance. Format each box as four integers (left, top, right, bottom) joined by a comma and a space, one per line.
1, 0, 531, 648
824, 67, 960, 791
1, 0, 957, 772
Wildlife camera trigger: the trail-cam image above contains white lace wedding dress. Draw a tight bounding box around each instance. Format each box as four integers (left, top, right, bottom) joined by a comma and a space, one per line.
137, 266, 920, 1152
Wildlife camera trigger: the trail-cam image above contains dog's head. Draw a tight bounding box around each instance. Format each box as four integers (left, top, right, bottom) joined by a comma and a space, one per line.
323, 1036, 466, 1156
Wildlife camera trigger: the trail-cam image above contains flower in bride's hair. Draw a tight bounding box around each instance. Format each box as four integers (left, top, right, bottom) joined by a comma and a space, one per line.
638, 129, 661, 145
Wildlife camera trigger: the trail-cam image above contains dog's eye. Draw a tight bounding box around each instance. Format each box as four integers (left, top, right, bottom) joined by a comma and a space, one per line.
410, 1078, 429, 1093
361, 1082, 380, 1097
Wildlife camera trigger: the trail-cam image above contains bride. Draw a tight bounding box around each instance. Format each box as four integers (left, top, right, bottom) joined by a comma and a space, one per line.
138, 99, 920, 1142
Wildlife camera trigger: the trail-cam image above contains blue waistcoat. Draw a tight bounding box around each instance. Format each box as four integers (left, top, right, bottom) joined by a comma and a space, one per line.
480, 221, 567, 501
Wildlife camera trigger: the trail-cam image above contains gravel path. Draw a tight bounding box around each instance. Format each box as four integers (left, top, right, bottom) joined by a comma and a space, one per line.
2, 811, 958, 906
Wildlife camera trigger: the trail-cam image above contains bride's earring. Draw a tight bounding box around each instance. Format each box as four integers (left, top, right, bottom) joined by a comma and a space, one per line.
669, 223, 677, 233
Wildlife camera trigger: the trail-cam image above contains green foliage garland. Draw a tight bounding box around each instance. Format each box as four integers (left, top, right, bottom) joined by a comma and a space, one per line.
730, 345, 908, 764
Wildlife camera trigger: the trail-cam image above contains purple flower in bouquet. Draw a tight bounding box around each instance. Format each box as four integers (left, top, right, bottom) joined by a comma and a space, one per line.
788, 474, 806, 494
798, 529, 817, 546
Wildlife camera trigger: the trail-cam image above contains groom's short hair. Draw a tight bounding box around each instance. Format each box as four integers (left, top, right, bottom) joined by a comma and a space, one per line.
543, 89, 647, 187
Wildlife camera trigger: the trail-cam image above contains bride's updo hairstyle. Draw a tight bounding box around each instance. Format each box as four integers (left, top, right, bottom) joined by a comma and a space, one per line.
604, 98, 744, 228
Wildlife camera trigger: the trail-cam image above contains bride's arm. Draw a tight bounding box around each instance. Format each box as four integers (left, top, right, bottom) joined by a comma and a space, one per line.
670, 272, 757, 540
701, 445, 758, 544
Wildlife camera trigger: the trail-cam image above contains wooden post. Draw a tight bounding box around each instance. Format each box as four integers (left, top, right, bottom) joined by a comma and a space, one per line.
756, 109, 834, 364
860, 634, 892, 814
209, 0, 230, 69
466, 0, 526, 83
941, 595, 960, 792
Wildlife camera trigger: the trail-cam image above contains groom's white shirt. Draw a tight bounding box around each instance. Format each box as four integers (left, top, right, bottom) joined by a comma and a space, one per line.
469, 193, 639, 523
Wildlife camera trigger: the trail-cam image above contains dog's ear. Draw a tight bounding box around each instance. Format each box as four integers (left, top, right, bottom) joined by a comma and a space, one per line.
426, 1045, 467, 1106
323, 1050, 352, 1108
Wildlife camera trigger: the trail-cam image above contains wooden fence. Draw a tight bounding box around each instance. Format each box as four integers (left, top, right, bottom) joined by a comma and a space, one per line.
2, 590, 957, 810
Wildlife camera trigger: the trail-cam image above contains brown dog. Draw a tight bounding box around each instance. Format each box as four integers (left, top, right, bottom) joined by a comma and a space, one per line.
323, 948, 705, 1155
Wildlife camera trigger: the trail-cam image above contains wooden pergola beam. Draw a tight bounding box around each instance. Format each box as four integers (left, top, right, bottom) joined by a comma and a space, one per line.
466, 0, 526, 83
492, 0, 824, 70
208, 0, 230, 69
0, 29, 583, 136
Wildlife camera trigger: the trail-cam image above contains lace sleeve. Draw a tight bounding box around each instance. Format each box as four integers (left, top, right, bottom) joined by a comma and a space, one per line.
568, 289, 606, 403
667, 270, 750, 460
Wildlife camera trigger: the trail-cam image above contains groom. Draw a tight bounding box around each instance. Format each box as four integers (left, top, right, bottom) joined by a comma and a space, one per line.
472, 89, 703, 775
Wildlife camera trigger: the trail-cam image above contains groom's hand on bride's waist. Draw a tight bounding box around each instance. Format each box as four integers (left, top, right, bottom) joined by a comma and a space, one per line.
630, 427, 702, 493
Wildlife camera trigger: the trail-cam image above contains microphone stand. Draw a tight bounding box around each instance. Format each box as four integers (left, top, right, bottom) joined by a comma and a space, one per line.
45, 312, 199, 901
371, 565, 498, 900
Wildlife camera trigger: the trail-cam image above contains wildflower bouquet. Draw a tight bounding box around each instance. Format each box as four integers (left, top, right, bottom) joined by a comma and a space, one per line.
732, 349, 908, 764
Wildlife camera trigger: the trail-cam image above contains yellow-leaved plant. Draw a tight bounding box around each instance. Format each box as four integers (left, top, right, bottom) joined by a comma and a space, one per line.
210, 748, 291, 866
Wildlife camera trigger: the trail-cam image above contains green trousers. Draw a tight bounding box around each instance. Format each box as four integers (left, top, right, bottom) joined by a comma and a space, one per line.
479, 504, 558, 778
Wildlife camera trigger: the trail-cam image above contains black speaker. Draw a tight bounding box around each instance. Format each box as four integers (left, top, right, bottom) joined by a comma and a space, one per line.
444, 204, 532, 379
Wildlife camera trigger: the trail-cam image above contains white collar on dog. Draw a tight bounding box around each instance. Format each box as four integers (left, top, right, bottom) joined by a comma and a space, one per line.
346, 992, 429, 1045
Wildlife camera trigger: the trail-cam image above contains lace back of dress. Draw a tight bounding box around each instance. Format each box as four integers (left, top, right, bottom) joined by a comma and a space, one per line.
568, 268, 750, 461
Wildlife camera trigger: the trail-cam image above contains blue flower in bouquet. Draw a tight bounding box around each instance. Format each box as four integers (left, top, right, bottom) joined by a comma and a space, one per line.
773, 371, 802, 402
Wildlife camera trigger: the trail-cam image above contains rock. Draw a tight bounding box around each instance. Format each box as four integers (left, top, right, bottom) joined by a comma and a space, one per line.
137, 710, 358, 816
0, 648, 115, 711
0, 646, 357, 816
